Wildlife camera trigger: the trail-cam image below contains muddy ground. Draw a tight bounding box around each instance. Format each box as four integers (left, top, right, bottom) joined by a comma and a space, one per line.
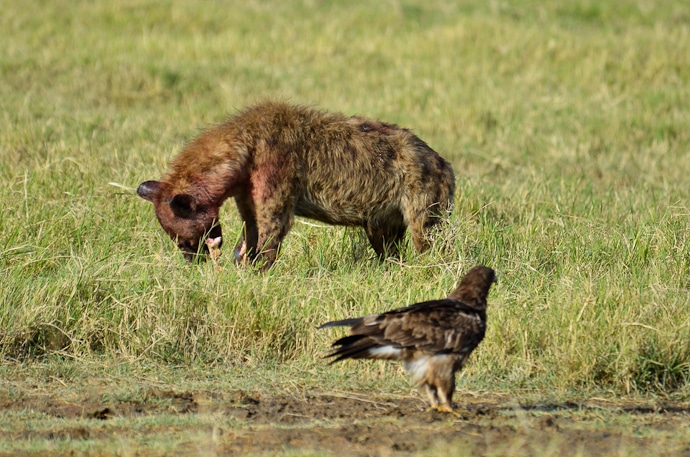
2, 388, 690, 456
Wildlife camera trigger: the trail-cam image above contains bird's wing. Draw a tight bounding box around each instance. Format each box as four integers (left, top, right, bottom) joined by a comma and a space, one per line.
353, 299, 486, 354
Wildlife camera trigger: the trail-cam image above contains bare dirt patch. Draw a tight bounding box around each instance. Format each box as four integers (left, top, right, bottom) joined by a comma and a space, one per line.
2, 387, 690, 456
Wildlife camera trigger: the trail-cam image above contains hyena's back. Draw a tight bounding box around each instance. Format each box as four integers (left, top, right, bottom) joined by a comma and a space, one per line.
139, 101, 455, 269
239, 104, 455, 228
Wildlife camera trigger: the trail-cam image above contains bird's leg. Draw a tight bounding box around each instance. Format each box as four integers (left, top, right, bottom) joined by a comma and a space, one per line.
422, 384, 463, 418
422, 384, 439, 411
434, 387, 465, 419
434, 403, 464, 419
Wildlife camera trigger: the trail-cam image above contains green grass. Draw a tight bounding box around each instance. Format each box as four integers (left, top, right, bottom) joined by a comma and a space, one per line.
1, 0, 689, 419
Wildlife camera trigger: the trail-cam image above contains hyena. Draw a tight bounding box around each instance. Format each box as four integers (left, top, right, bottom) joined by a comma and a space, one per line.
137, 101, 455, 271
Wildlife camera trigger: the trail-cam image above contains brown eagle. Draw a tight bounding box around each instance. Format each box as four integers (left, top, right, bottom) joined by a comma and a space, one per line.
319, 265, 496, 415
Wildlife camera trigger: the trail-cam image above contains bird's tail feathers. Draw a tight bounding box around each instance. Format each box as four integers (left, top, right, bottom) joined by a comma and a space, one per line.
318, 317, 363, 329
325, 335, 402, 363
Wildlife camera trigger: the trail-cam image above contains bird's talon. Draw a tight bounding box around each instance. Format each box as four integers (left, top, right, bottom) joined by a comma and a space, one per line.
428, 405, 465, 419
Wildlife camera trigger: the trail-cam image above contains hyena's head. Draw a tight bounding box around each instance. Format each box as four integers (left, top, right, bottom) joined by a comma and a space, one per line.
137, 180, 223, 262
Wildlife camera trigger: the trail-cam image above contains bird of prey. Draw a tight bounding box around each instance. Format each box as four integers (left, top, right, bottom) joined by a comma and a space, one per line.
319, 265, 497, 415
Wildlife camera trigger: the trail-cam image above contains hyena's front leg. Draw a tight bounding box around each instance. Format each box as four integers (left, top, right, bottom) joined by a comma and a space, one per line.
254, 202, 295, 272
249, 158, 297, 271
248, 173, 296, 271
234, 195, 259, 264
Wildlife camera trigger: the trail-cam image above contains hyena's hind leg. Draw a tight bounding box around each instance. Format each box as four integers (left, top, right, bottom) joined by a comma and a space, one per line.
401, 198, 448, 254
364, 223, 407, 259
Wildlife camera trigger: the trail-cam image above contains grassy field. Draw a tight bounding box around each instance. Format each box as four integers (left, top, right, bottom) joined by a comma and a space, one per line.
1, 0, 690, 455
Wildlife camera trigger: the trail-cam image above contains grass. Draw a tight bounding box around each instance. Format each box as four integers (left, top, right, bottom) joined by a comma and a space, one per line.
1, 0, 690, 454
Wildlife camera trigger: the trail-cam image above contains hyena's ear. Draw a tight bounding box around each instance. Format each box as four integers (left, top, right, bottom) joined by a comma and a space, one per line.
137, 180, 161, 202
169, 193, 198, 218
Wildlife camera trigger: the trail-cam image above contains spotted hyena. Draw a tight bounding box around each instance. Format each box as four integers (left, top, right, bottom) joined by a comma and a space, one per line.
137, 101, 455, 271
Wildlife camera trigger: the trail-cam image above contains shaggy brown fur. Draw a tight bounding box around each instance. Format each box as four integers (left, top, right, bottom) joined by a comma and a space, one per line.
137, 101, 455, 270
